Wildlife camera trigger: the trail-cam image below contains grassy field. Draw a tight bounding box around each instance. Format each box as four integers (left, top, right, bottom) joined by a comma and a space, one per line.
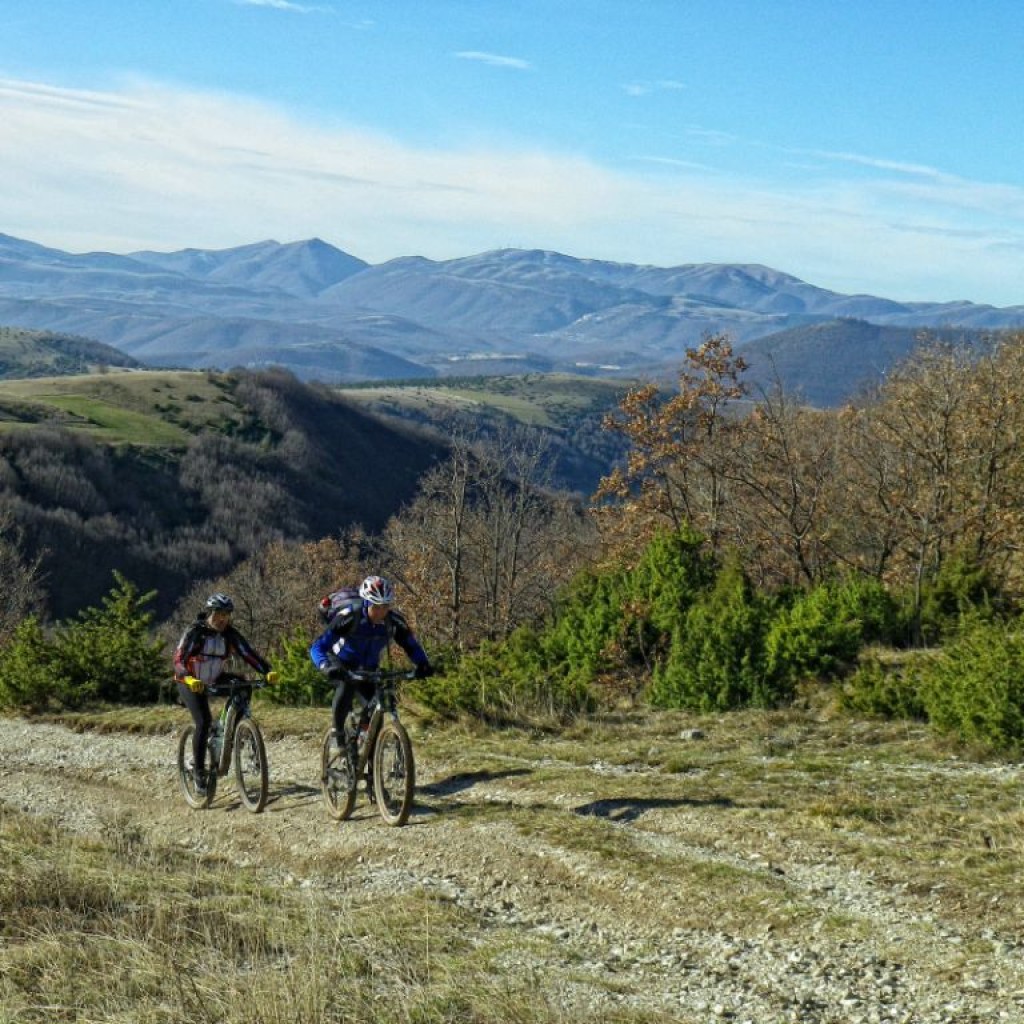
339, 373, 631, 430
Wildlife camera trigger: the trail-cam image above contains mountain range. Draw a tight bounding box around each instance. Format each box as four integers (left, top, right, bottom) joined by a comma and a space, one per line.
1, 232, 1021, 404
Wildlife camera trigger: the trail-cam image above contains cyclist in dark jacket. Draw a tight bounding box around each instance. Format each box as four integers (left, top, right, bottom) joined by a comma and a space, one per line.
174, 592, 275, 794
310, 575, 433, 780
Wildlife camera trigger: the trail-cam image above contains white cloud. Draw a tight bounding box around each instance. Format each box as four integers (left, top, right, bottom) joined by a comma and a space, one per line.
454, 51, 532, 70
232, 0, 328, 12
0, 75, 1021, 305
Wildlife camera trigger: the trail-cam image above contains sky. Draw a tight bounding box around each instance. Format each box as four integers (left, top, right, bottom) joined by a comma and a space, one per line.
2, 0, 1023, 306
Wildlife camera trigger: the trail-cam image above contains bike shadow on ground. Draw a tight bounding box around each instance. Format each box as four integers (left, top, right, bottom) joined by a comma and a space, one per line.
418, 768, 533, 798
573, 795, 734, 824
268, 781, 324, 809
214, 781, 323, 813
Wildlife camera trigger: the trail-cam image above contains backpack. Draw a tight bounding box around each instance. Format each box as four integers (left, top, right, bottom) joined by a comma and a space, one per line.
318, 586, 361, 626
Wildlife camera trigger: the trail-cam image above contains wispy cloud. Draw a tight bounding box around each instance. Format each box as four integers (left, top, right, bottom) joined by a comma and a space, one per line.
632, 155, 710, 172
684, 125, 737, 146
809, 148, 947, 179
623, 80, 685, 97
232, 0, 329, 12
454, 51, 532, 71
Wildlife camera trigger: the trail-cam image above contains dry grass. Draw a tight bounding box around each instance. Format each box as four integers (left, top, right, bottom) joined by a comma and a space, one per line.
0, 803, 668, 1024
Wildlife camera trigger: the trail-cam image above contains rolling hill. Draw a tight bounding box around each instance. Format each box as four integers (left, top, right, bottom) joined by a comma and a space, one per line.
0, 325, 142, 378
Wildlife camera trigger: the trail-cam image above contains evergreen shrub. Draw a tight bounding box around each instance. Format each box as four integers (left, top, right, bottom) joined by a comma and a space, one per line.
763, 575, 897, 693
0, 572, 165, 711
649, 556, 775, 711
262, 627, 329, 706
915, 618, 1024, 754
414, 629, 595, 722
0, 616, 61, 712
539, 527, 714, 690
839, 653, 926, 720
53, 572, 165, 704
913, 552, 1007, 645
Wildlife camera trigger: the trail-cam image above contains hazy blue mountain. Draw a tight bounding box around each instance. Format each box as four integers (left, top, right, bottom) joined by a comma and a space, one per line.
131, 237, 368, 297
740, 319, 995, 406
0, 232, 1022, 400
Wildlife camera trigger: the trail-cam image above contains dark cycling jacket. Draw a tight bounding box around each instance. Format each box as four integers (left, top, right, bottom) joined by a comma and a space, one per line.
174, 614, 271, 686
309, 603, 428, 673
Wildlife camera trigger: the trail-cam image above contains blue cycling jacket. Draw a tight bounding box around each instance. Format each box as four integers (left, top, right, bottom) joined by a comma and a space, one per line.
309, 602, 429, 673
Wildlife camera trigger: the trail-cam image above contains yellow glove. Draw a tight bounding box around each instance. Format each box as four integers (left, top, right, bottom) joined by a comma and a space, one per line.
183, 675, 205, 693
266, 671, 280, 685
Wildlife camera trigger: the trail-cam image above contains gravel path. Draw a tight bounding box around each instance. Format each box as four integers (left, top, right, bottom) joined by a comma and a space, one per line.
1, 716, 1022, 1023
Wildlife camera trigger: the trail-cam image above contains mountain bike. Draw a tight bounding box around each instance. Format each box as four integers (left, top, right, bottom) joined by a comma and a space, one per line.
321, 668, 416, 826
177, 674, 270, 813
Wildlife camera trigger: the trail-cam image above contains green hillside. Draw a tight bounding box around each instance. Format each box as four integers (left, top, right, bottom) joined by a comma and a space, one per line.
0, 326, 141, 379
0, 369, 259, 445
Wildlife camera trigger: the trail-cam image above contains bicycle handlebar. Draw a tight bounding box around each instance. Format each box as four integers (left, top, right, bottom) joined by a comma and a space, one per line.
205, 674, 269, 698
345, 668, 417, 685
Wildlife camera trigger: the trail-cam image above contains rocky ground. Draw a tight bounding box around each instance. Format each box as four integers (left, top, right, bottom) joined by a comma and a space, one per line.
1, 713, 1022, 1023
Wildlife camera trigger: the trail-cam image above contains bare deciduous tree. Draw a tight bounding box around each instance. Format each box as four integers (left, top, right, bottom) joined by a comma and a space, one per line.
726, 385, 839, 587
0, 507, 45, 646
594, 333, 748, 557
379, 420, 595, 651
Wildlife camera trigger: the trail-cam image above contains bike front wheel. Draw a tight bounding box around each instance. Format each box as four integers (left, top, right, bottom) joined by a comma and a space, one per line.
233, 719, 269, 813
321, 728, 357, 821
177, 725, 216, 809
373, 719, 415, 826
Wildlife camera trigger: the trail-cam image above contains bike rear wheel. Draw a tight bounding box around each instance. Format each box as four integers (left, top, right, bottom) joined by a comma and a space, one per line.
177, 725, 216, 808
320, 728, 357, 821
373, 719, 415, 826
233, 718, 269, 813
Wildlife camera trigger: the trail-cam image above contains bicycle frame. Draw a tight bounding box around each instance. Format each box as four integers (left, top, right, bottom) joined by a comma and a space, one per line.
178, 673, 270, 814
207, 676, 261, 777
347, 669, 412, 772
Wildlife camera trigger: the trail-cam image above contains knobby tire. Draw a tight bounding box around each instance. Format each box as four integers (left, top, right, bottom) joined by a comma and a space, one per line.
177, 724, 216, 809
321, 728, 356, 821
233, 718, 269, 813
373, 719, 415, 826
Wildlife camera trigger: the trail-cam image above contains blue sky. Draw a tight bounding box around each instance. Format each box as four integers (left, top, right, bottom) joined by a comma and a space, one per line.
2, 0, 1022, 305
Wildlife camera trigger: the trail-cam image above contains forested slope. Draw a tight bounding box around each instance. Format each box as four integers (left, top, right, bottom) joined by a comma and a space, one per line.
0, 368, 447, 619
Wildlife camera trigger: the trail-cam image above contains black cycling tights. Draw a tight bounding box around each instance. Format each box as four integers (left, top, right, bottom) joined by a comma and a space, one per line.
178, 681, 212, 773
331, 675, 376, 740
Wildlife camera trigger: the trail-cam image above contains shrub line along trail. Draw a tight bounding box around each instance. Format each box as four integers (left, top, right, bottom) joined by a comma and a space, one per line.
1, 712, 1022, 1023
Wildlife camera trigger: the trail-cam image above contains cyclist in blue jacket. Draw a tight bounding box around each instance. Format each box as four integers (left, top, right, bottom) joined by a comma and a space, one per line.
310, 575, 433, 783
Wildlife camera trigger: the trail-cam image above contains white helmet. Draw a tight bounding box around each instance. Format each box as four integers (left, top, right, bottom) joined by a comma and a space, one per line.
359, 575, 395, 605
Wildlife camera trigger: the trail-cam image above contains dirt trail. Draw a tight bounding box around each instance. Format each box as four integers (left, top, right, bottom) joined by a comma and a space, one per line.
1, 716, 1022, 1023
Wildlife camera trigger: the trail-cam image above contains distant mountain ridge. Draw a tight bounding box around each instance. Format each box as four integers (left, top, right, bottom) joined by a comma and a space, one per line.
0, 232, 1021, 403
